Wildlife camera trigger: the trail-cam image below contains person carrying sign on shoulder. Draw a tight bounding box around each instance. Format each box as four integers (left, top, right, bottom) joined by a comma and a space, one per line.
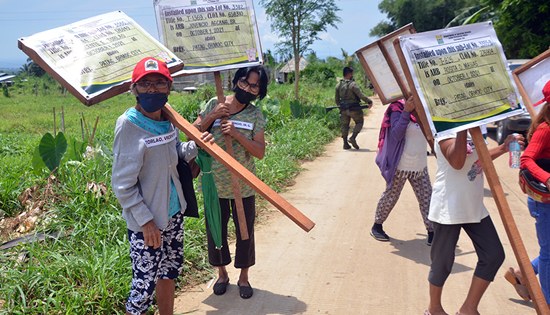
425, 127, 524, 315
504, 80, 550, 304
335, 66, 373, 150
193, 65, 268, 299
372, 96, 434, 244
111, 57, 214, 315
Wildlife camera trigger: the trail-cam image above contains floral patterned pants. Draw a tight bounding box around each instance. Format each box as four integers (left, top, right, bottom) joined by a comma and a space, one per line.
374, 167, 433, 232
126, 212, 184, 315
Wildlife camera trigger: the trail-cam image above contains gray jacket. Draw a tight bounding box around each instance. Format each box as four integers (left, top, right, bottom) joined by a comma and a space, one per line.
111, 111, 198, 232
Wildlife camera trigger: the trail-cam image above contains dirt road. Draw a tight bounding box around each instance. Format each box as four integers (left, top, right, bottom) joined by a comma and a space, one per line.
174, 96, 538, 315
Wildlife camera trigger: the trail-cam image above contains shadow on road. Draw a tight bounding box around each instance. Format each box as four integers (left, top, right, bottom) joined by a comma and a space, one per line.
188, 286, 307, 315
388, 236, 474, 275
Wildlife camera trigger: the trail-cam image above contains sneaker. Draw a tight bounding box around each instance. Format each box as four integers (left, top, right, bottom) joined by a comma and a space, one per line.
370, 223, 390, 241
426, 231, 434, 246
349, 138, 359, 149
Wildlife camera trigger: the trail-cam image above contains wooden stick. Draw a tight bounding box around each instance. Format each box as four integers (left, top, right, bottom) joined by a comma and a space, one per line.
214, 71, 249, 240
61, 106, 65, 134
90, 116, 99, 147
162, 105, 315, 232
53, 107, 56, 136
392, 38, 435, 154
470, 127, 549, 315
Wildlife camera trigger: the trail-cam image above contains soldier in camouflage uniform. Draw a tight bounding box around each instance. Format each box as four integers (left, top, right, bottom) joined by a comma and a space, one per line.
335, 67, 373, 149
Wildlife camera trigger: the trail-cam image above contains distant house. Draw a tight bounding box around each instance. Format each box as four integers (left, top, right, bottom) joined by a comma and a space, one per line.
0, 73, 15, 87
276, 56, 308, 83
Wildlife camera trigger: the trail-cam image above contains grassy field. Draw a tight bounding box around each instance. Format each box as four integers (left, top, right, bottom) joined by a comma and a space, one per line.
0, 75, 355, 314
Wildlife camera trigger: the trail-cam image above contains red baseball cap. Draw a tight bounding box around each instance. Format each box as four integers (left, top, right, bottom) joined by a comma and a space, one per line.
533, 80, 550, 107
132, 57, 173, 83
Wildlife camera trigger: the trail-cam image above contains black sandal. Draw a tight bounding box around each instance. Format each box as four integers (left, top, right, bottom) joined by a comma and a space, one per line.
238, 281, 253, 299
213, 278, 229, 295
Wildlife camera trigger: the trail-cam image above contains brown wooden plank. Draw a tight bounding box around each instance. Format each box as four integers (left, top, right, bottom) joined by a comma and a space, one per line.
392, 38, 435, 154
162, 105, 315, 232
213, 71, 249, 240
470, 127, 549, 315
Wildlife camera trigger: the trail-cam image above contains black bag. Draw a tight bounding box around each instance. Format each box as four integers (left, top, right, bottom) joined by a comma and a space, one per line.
177, 158, 199, 218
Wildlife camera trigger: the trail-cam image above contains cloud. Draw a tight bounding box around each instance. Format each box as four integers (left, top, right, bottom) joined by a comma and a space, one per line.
318, 32, 338, 45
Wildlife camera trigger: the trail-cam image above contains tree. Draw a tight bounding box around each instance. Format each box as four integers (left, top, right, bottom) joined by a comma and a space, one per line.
260, 0, 341, 99
20, 58, 46, 77
370, 0, 477, 37
485, 0, 550, 58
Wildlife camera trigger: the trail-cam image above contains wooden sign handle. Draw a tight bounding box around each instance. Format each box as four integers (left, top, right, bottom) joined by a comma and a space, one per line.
470, 127, 549, 315
213, 71, 249, 240
392, 38, 435, 154
162, 106, 315, 232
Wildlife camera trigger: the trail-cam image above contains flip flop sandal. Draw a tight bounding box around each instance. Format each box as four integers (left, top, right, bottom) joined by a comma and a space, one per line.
504, 267, 531, 301
238, 281, 253, 299
213, 278, 229, 295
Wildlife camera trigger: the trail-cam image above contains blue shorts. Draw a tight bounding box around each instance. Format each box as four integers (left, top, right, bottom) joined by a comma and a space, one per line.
126, 212, 184, 315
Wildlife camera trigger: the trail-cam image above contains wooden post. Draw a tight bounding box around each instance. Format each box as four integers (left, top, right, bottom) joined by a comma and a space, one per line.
213, 71, 249, 240
61, 106, 65, 134
162, 105, 315, 232
470, 127, 549, 314
391, 31, 548, 312
53, 107, 56, 136
392, 38, 435, 153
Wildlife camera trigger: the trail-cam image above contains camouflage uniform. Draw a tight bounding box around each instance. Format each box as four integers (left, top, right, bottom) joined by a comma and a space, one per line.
335, 79, 372, 149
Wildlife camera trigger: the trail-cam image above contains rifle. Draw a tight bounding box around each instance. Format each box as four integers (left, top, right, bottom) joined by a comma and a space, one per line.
325, 104, 371, 113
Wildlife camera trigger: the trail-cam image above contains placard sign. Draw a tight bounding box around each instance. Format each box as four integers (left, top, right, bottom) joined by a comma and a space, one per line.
154, 0, 263, 74
355, 24, 415, 104
357, 44, 402, 104
513, 48, 550, 117
399, 21, 525, 137
18, 11, 183, 106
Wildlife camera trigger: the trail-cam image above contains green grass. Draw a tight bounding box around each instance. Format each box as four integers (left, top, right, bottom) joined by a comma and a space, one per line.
0, 75, 353, 314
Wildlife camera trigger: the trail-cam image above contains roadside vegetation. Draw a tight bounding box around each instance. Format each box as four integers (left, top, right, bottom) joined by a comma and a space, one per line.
0, 61, 367, 314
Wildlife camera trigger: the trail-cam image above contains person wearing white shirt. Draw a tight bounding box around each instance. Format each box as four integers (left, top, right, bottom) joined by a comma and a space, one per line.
425, 129, 524, 315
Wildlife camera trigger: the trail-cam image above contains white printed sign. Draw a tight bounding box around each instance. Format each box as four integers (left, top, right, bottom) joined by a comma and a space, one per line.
399, 22, 525, 137
154, 0, 263, 75
18, 11, 183, 106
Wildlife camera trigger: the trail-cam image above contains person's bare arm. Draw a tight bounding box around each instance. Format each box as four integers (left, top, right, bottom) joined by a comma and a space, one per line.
193, 101, 230, 132
220, 121, 266, 159
439, 131, 468, 170
488, 133, 525, 160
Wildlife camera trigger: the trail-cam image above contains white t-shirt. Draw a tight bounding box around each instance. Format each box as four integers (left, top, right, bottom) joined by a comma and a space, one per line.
428, 132, 489, 224
397, 122, 428, 172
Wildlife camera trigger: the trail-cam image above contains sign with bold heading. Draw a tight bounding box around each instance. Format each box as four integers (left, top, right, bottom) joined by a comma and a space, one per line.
18, 11, 183, 106
154, 0, 263, 74
399, 21, 524, 137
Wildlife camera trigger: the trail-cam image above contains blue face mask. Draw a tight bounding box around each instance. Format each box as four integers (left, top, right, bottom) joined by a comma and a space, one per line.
138, 93, 168, 113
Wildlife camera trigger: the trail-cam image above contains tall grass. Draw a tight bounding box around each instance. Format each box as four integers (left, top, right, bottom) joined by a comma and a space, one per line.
0, 75, 351, 314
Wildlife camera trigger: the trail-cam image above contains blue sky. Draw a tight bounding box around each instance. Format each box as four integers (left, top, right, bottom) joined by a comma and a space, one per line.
0, 0, 386, 69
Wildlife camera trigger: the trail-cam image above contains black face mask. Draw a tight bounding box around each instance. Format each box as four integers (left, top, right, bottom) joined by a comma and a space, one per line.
234, 87, 257, 105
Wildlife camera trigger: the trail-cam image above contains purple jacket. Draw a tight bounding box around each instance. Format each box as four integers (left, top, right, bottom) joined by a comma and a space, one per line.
375, 109, 414, 188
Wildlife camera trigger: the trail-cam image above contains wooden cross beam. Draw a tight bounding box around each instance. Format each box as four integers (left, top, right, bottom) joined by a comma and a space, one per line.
162, 105, 315, 232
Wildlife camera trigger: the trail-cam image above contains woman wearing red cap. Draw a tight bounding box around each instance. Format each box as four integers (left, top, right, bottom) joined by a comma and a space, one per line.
505, 80, 550, 304
193, 66, 268, 299
112, 57, 213, 315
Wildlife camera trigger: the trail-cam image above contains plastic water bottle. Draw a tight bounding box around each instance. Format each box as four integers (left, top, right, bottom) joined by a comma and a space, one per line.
509, 134, 521, 169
